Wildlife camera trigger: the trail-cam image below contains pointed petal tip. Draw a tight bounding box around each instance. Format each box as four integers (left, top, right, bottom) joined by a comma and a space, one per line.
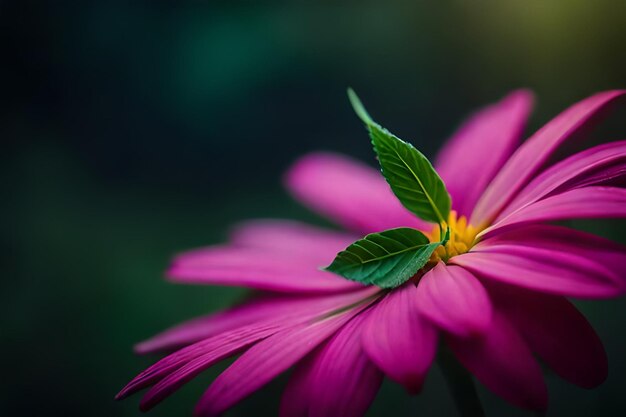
139, 400, 151, 413
115, 376, 151, 402
194, 403, 218, 417
506, 88, 535, 105
527, 393, 549, 413
114, 383, 135, 401
401, 377, 425, 395
133, 341, 153, 355
578, 355, 608, 389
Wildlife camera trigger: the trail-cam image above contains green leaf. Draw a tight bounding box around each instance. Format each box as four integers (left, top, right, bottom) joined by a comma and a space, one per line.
324, 227, 440, 288
348, 88, 451, 224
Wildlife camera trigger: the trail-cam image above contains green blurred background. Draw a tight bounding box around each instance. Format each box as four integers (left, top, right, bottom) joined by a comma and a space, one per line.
2, 1, 625, 416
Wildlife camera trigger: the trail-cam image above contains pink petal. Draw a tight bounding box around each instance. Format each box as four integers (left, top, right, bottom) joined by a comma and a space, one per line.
285, 152, 429, 233
118, 288, 378, 403
134, 299, 276, 355
446, 311, 548, 411
361, 284, 438, 393
499, 141, 626, 220
489, 283, 607, 388
280, 312, 383, 417
481, 186, 626, 239
167, 245, 362, 293
194, 302, 374, 417
471, 90, 625, 225
453, 225, 626, 298
415, 263, 492, 337
116, 321, 281, 402
230, 219, 357, 264
135, 287, 379, 354
569, 162, 626, 188
435, 90, 533, 217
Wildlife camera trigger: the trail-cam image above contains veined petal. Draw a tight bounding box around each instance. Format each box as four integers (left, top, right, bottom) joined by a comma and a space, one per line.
471, 90, 625, 225
499, 141, 626, 220
569, 162, 626, 188
167, 245, 362, 293
489, 283, 607, 388
134, 298, 279, 355
446, 311, 548, 411
118, 288, 378, 403
361, 284, 438, 393
230, 219, 357, 264
194, 302, 373, 417
280, 312, 383, 417
285, 152, 429, 233
135, 287, 379, 354
117, 322, 280, 402
415, 263, 492, 337
453, 225, 626, 298
436, 90, 533, 217
480, 186, 626, 239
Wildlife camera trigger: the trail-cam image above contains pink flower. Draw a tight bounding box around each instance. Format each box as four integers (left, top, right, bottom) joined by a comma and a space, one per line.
117, 90, 626, 416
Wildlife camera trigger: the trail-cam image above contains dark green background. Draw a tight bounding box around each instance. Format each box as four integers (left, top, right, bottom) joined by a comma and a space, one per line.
2, 1, 625, 416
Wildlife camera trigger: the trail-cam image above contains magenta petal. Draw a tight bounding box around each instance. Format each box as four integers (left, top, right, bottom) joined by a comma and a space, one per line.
499, 141, 626, 220
569, 162, 626, 188
471, 90, 625, 225
230, 219, 357, 264
117, 321, 281, 402
481, 186, 626, 239
285, 152, 429, 233
415, 263, 492, 337
361, 284, 438, 393
490, 284, 607, 388
280, 312, 383, 417
194, 303, 372, 417
135, 288, 378, 354
167, 245, 362, 293
447, 311, 548, 411
134, 300, 276, 355
118, 288, 378, 403
453, 225, 626, 298
435, 90, 533, 217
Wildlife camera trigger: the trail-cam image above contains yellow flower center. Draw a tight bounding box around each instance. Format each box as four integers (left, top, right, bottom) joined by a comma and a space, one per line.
429, 211, 482, 263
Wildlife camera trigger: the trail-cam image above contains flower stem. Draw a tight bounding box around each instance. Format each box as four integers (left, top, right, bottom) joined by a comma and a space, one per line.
438, 345, 485, 417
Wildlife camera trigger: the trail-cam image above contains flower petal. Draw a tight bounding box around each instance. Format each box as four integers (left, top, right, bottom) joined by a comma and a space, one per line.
194, 303, 372, 417
361, 284, 438, 393
117, 321, 280, 402
118, 288, 378, 403
435, 90, 533, 217
471, 90, 625, 225
134, 298, 278, 355
285, 152, 429, 233
135, 288, 379, 354
480, 186, 626, 239
489, 283, 607, 388
453, 225, 626, 298
446, 311, 548, 411
280, 312, 383, 417
569, 162, 626, 188
499, 141, 626, 220
415, 263, 492, 337
167, 245, 362, 293
230, 219, 357, 264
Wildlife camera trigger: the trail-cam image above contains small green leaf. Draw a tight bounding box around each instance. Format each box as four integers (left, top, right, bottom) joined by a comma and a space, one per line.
348, 88, 451, 224
324, 227, 440, 288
